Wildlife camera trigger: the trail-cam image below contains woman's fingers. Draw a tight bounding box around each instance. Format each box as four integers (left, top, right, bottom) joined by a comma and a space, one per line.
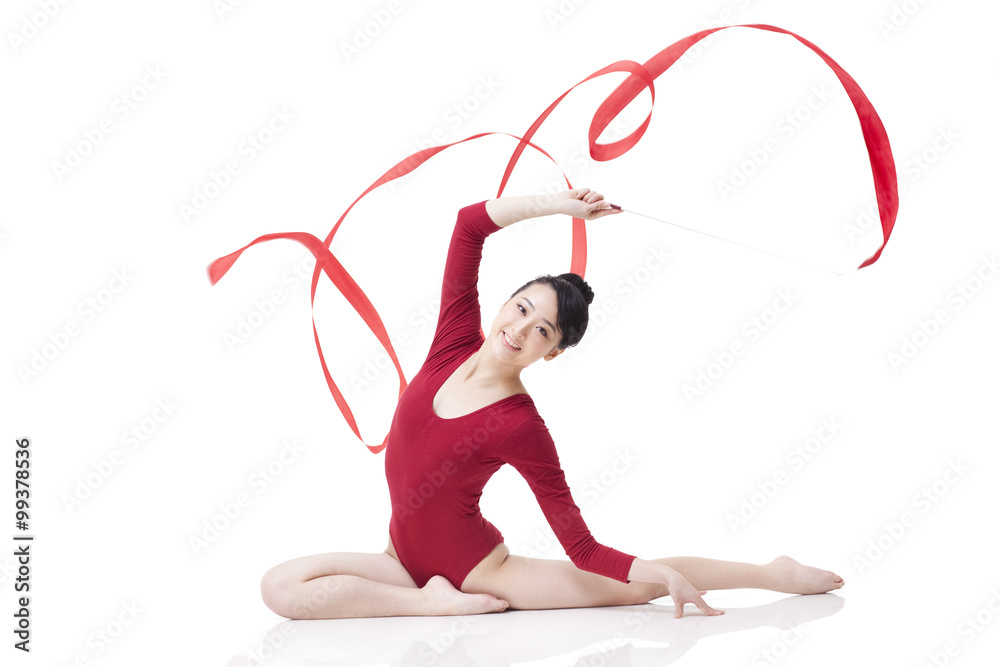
696, 597, 724, 616
674, 593, 724, 618
563, 187, 623, 218
588, 202, 622, 219
664, 568, 724, 618
570, 187, 604, 204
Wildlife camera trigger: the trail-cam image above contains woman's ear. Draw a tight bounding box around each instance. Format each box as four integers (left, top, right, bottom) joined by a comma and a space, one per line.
543, 347, 565, 361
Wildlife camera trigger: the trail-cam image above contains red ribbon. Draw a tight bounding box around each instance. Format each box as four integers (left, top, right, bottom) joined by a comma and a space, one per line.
207, 24, 898, 454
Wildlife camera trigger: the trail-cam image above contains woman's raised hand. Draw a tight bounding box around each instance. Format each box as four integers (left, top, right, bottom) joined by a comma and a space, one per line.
557, 187, 623, 221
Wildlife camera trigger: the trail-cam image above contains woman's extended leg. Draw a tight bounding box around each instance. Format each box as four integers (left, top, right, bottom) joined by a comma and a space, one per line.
653, 555, 843, 595
461, 544, 844, 611
260, 541, 509, 619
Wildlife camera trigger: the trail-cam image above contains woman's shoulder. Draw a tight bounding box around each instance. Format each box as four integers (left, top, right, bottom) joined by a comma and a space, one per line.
474, 389, 540, 437
505, 394, 550, 432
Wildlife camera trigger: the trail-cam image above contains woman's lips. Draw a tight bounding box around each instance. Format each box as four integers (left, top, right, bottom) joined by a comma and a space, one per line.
501, 331, 520, 351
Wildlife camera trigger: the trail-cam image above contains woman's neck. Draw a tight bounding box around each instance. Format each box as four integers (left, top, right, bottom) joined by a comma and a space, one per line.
462, 344, 525, 390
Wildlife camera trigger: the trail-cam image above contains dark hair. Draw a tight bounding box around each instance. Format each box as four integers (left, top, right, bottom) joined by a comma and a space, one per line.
508, 273, 594, 350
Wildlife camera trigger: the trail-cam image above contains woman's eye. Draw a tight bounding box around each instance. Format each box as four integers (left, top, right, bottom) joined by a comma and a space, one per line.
517, 303, 546, 336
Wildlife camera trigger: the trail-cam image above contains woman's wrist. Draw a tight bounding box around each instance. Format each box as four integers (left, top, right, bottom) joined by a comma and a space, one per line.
529, 192, 564, 218
484, 193, 562, 228
626, 557, 674, 587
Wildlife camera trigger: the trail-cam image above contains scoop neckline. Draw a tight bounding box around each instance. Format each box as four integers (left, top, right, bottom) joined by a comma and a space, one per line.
429, 352, 531, 421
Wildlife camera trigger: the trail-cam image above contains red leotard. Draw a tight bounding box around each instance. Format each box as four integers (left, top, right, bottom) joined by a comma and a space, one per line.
384, 199, 637, 589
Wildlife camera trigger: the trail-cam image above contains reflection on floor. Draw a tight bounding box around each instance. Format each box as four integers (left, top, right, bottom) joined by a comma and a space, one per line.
224, 591, 844, 666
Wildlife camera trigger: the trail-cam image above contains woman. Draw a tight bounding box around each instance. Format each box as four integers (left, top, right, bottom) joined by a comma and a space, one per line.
260, 187, 845, 620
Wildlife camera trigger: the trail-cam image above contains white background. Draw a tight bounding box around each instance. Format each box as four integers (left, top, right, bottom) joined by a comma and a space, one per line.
3, 0, 998, 665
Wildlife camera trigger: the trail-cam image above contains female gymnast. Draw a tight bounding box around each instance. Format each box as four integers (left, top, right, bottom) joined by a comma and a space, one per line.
259, 187, 845, 620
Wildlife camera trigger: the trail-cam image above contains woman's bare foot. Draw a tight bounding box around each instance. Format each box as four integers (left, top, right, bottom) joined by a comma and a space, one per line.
767, 556, 845, 594
421, 575, 509, 615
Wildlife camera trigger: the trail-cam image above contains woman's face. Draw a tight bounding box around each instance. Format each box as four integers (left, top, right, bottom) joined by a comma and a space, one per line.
488, 283, 565, 366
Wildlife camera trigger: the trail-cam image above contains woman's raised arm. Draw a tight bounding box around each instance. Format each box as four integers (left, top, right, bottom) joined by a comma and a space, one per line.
484, 187, 622, 228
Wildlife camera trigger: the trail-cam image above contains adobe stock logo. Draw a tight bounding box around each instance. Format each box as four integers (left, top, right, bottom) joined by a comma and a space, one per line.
853, 459, 970, 574
886, 255, 998, 372
917, 588, 1000, 667
725, 417, 842, 533
682, 288, 798, 404
716, 84, 834, 202
51, 66, 168, 182
339, 1, 411, 63
7, 0, 73, 53
62, 397, 179, 514
188, 438, 306, 556
17, 268, 134, 385
178, 106, 295, 223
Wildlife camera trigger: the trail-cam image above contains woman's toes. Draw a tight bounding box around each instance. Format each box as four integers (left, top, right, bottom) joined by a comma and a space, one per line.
769, 556, 845, 594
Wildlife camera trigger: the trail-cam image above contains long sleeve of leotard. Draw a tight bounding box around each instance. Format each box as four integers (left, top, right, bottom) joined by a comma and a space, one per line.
427, 200, 500, 360
498, 414, 637, 583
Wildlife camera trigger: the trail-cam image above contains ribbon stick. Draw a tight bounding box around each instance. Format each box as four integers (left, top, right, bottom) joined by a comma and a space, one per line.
207, 24, 898, 454
616, 206, 850, 275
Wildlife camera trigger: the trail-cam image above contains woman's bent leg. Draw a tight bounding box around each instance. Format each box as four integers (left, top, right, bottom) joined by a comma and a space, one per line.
261, 551, 431, 619
261, 548, 510, 619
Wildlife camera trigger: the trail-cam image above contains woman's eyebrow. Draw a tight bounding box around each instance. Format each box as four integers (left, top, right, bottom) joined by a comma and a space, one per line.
522, 298, 557, 333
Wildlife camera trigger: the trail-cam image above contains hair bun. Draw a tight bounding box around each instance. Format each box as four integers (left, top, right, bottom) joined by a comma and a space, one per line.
559, 272, 594, 306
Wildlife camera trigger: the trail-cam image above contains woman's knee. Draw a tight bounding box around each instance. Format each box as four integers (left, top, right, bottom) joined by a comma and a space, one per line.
261, 565, 352, 619
260, 563, 329, 619
260, 565, 298, 618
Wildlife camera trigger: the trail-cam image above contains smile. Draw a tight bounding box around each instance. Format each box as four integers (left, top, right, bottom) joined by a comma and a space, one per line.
501, 331, 521, 351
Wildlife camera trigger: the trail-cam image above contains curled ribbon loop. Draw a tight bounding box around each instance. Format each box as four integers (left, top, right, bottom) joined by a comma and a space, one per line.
208, 24, 898, 454
208, 133, 572, 453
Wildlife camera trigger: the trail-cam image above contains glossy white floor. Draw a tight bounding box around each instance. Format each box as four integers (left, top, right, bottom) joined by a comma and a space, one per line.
228, 592, 845, 665
5, 1, 999, 665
